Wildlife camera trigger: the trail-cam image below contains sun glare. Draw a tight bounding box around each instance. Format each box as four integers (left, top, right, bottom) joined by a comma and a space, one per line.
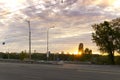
73, 51, 78, 55
113, 0, 120, 8
72, 51, 82, 55
0, 0, 25, 11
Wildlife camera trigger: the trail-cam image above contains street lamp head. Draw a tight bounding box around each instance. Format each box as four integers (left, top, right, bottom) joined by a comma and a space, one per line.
50, 26, 55, 29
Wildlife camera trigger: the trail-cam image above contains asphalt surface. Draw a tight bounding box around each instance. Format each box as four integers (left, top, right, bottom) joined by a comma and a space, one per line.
0, 62, 120, 80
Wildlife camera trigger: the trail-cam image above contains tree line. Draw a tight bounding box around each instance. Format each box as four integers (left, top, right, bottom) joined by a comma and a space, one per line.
1, 18, 120, 65
0, 51, 91, 61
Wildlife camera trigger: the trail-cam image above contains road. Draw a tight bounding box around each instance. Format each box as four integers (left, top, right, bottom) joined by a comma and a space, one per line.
0, 62, 120, 80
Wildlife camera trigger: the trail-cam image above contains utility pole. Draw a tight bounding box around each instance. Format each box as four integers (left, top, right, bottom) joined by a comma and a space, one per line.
27, 20, 31, 60
47, 28, 48, 59
47, 27, 49, 61
46, 26, 55, 61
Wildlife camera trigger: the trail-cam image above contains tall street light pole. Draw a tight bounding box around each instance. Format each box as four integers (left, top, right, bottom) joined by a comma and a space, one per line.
27, 20, 31, 60
47, 28, 49, 60
47, 26, 54, 61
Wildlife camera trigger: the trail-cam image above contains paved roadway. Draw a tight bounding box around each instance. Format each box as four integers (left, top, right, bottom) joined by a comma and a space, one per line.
0, 62, 120, 80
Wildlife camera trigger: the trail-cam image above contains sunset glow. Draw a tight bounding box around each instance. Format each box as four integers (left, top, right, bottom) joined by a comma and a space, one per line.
113, 0, 120, 8
73, 51, 78, 55
0, 0, 25, 11
0, 0, 120, 54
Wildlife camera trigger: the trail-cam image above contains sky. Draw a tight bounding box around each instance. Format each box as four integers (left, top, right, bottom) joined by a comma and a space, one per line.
0, 0, 120, 54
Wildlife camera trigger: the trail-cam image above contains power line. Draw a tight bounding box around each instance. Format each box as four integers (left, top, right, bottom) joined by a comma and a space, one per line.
0, 0, 64, 17
0, 2, 42, 17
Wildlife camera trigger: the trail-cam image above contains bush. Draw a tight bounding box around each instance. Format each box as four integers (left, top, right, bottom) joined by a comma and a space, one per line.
115, 56, 120, 65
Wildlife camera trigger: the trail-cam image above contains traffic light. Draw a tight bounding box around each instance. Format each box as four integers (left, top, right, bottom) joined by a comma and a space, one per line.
2, 42, 5, 45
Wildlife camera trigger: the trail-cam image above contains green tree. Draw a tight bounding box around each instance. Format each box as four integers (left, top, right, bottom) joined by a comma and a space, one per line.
9, 53, 19, 59
19, 51, 28, 61
111, 18, 120, 53
92, 19, 120, 64
84, 48, 92, 54
78, 43, 84, 54
80, 48, 92, 61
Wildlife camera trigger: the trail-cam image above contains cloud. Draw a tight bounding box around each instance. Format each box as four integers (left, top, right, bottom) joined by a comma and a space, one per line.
0, 0, 119, 53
